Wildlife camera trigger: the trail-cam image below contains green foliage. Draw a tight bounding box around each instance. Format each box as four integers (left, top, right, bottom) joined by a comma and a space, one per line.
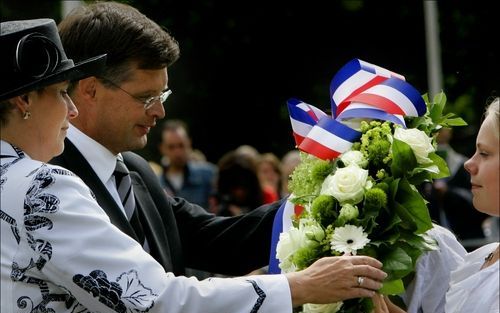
289, 154, 333, 204
408, 92, 467, 137
292, 245, 322, 270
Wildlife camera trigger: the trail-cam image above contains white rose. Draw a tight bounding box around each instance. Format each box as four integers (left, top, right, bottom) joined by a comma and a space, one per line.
340, 150, 368, 168
393, 127, 435, 164
276, 220, 324, 273
301, 219, 325, 242
320, 164, 369, 204
276, 227, 304, 263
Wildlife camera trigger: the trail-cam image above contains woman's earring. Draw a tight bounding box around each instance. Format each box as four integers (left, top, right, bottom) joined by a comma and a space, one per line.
23, 111, 31, 120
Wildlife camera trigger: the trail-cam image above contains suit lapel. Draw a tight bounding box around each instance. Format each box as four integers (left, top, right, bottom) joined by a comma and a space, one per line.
56, 139, 138, 239
130, 172, 173, 270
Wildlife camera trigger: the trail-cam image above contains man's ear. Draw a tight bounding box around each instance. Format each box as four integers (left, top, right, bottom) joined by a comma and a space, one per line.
76, 76, 98, 101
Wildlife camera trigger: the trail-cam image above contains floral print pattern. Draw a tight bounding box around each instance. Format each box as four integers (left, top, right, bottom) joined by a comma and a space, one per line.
2, 145, 155, 313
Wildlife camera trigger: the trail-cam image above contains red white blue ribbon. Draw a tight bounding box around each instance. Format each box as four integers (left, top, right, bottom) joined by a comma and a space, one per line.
287, 58, 426, 161
269, 59, 427, 274
268, 198, 302, 274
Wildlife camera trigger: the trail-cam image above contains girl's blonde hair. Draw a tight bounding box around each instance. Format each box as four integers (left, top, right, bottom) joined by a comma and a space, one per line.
485, 97, 499, 138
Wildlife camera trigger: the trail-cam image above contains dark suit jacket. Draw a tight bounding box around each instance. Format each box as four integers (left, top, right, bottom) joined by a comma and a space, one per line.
51, 139, 282, 276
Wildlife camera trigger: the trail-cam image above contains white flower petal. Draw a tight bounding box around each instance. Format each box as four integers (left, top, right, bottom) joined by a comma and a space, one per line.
330, 224, 370, 255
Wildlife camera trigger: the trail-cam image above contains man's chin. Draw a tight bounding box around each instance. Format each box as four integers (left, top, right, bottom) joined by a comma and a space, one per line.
127, 137, 148, 152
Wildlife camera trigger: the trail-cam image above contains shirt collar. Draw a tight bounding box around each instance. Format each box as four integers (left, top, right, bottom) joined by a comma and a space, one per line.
67, 124, 119, 185
0, 140, 30, 160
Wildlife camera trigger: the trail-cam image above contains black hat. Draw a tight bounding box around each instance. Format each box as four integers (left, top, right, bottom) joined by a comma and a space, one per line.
0, 18, 106, 101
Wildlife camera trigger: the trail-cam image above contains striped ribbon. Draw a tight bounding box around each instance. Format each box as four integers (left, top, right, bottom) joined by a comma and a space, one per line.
287, 58, 426, 161
269, 59, 427, 273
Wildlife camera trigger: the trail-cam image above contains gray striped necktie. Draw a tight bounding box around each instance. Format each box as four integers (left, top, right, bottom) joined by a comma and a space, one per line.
114, 158, 136, 220
113, 158, 148, 251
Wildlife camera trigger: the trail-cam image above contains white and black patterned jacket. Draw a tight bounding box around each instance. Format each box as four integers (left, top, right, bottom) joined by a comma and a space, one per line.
1, 140, 292, 313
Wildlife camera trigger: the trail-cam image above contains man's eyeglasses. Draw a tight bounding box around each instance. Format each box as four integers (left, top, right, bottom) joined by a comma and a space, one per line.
98, 77, 172, 110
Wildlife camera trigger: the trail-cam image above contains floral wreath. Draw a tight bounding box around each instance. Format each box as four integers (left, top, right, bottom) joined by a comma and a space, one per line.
268, 59, 466, 313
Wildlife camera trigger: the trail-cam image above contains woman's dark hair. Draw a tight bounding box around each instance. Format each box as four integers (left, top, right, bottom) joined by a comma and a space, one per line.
216, 150, 264, 215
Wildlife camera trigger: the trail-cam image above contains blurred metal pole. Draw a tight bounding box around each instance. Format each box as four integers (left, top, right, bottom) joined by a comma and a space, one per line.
423, 0, 443, 99
61, 1, 84, 19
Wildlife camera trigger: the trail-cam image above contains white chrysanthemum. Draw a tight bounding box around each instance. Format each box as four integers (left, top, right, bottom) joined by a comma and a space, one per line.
330, 224, 370, 255
302, 302, 343, 313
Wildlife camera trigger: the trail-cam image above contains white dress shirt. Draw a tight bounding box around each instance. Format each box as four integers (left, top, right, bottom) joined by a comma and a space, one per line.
67, 125, 126, 217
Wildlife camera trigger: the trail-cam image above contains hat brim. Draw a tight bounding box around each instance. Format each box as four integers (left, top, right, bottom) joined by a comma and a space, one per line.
0, 54, 106, 101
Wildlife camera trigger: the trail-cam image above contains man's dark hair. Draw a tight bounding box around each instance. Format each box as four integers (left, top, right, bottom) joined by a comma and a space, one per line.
58, 1, 180, 85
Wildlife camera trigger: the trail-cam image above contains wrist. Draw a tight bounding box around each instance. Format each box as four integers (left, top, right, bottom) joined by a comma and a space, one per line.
286, 271, 307, 307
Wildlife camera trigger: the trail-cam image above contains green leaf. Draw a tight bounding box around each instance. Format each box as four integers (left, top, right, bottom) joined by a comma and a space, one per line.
380, 279, 405, 295
395, 178, 433, 233
381, 247, 413, 279
391, 139, 417, 177
393, 202, 418, 231
427, 152, 450, 179
443, 117, 468, 127
429, 91, 446, 122
401, 231, 439, 251
407, 170, 432, 185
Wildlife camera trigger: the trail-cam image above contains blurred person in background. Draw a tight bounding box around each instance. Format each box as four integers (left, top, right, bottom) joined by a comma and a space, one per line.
257, 152, 283, 203
211, 149, 265, 216
158, 119, 216, 211
280, 149, 301, 196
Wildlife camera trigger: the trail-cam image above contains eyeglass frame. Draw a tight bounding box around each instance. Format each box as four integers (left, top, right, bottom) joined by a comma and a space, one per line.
97, 76, 172, 110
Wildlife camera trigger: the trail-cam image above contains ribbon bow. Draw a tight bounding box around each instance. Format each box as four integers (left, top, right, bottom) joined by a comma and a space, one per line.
288, 58, 426, 160
268, 59, 427, 274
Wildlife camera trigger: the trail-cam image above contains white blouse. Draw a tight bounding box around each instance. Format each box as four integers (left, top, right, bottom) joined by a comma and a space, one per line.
0, 140, 292, 313
402, 224, 467, 313
445, 242, 499, 313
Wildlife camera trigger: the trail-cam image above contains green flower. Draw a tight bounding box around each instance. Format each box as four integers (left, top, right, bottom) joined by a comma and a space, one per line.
310, 195, 337, 227
337, 204, 359, 226
364, 188, 388, 211
289, 155, 333, 203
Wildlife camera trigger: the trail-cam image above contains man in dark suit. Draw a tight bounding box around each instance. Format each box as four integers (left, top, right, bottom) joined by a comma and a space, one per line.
51, 1, 278, 277
49, 4, 388, 309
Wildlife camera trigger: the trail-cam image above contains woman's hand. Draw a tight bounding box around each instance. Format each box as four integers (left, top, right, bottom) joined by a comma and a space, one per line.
371, 294, 407, 313
286, 255, 387, 307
